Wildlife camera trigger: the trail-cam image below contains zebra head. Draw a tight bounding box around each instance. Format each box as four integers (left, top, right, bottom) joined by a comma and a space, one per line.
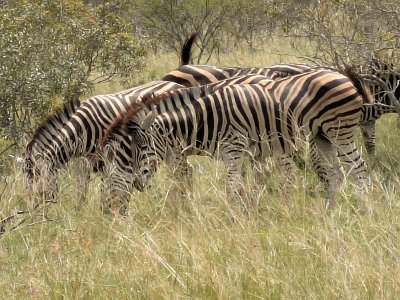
21, 100, 80, 201
128, 106, 160, 192
23, 142, 58, 200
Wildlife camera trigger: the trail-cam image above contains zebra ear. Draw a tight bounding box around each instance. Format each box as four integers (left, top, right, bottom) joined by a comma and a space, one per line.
141, 105, 157, 130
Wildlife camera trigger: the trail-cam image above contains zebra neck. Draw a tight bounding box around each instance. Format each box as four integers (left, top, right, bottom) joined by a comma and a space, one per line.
50, 134, 89, 166
154, 117, 191, 159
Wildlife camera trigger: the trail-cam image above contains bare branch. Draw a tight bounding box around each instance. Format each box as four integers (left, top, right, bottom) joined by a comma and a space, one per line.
0, 199, 58, 237
362, 74, 400, 112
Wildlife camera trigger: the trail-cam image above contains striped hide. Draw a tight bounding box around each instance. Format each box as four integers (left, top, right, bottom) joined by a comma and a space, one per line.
23, 81, 185, 208
123, 68, 371, 209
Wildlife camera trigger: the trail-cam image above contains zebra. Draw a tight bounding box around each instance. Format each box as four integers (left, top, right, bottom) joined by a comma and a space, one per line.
97, 35, 325, 215
100, 74, 278, 214
177, 33, 400, 157
174, 31, 320, 85
21, 33, 201, 212
22, 28, 317, 214
101, 63, 399, 214
121, 67, 372, 209
22, 63, 306, 215
22, 80, 186, 210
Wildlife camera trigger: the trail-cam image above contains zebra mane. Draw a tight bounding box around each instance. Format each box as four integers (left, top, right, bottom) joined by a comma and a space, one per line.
101, 99, 147, 148
128, 85, 209, 124
341, 65, 373, 105
102, 85, 211, 148
25, 99, 81, 152
122, 90, 176, 125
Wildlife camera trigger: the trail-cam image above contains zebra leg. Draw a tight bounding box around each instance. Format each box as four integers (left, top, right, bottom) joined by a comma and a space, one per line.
101, 144, 133, 216
71, 157, 91, 206
165, 149, 193, 197
221, 147, 249, 211
276, 154, 295, 176
336, 139, 368, 189
273, 154, 295, 186
309, 139, 329, 183
312, 135, 344, 209
360, 122, 376, 161
102, 163, 133, 216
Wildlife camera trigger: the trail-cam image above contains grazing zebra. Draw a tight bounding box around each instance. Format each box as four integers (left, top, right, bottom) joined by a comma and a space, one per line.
122, 68, 371, 209
22, 81, 186, 208
103, 63, 396, 213
100, 64, 326, 214
21, 33, 201, 212
101, 74, 277, 214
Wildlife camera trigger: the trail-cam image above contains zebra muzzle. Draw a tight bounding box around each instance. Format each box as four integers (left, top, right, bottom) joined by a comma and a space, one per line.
134, 174, 152, 192
134, 178, 145, 192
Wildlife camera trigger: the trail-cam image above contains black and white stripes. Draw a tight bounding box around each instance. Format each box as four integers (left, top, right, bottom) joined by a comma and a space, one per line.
23, 81, 185, 205
23, 50, 399, 214
123, 68, 371, 208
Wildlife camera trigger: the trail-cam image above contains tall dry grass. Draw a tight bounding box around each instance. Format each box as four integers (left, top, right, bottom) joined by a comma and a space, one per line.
1, 39, 400, 299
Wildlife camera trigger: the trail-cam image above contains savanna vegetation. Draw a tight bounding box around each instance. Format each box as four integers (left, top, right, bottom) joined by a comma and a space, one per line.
1, 0, 400, 298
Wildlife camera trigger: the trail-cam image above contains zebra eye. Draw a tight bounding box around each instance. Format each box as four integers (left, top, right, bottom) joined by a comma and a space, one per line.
138, 143, 148, 151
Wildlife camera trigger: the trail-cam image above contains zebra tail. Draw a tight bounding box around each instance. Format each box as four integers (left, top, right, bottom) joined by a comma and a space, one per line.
181, 32, 198, 66
342, 65, 374, 105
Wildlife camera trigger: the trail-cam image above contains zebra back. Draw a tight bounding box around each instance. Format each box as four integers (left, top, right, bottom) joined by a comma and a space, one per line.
161, 63, 321, 87
118, 74, 277, 133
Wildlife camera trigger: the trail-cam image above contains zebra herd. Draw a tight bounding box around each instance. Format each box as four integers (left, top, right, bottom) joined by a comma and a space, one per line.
22, 34, 400, 214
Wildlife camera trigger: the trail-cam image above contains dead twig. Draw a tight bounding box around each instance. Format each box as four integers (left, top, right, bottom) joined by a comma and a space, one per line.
361, 74, 400, 113
0, 200, 58, 237
0, 143, 17, 157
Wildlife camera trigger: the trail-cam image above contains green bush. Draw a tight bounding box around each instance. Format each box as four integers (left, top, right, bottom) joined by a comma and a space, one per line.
0, 0, 147, 144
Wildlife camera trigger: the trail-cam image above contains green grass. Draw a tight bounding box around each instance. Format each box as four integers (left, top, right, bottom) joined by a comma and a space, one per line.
1, 116, 399, 299
1, 42, 400, 299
